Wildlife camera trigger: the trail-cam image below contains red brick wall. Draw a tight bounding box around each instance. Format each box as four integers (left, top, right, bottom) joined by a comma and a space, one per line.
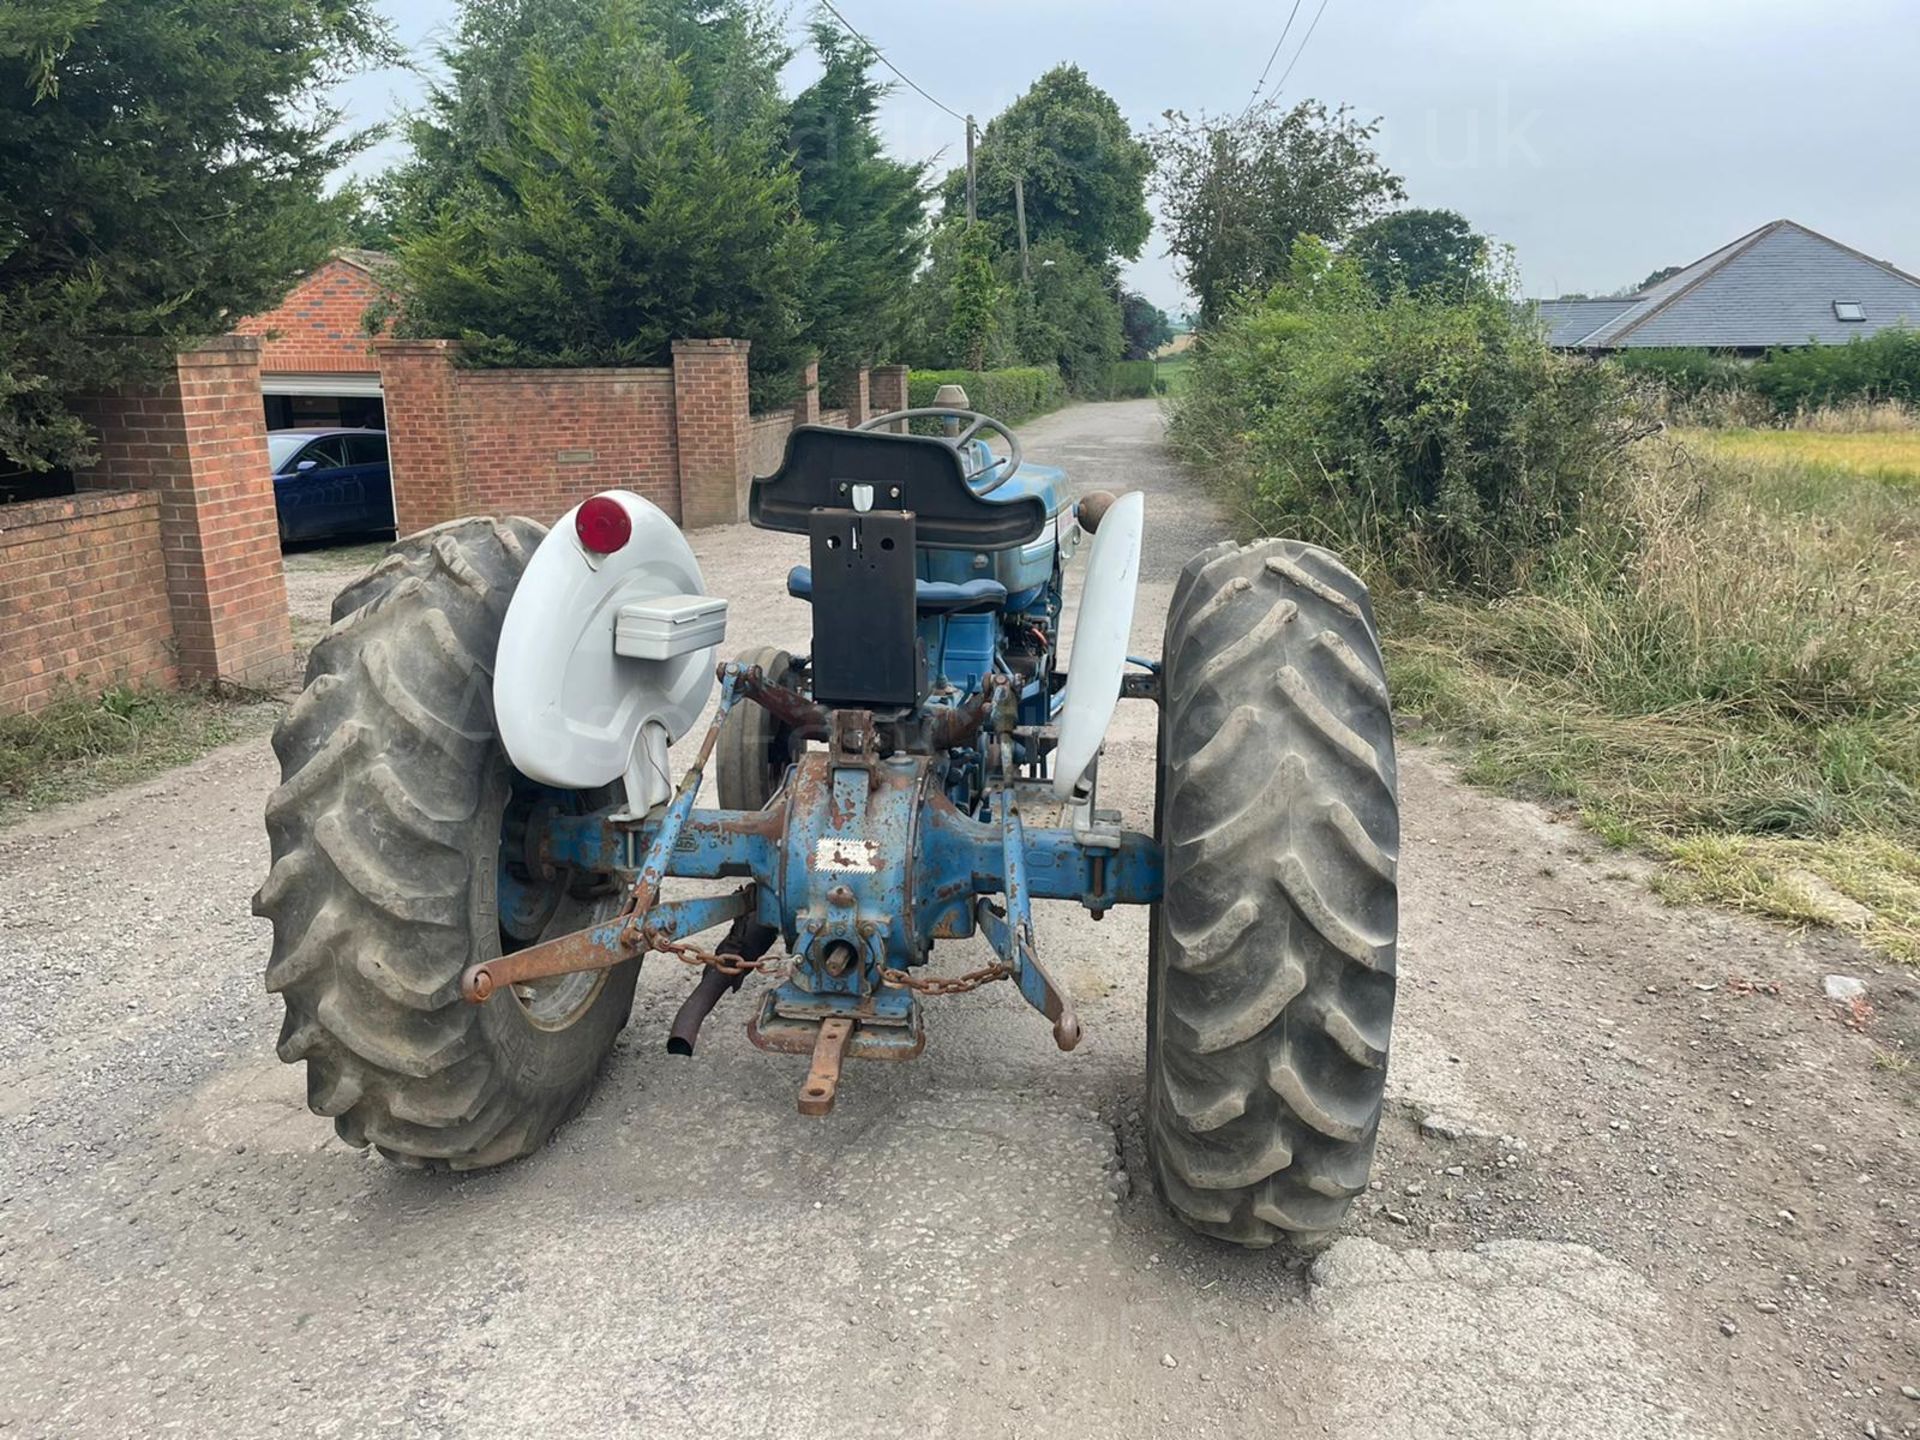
672, 339, 752, 530
72, 338, 294, 690
376, 340, 465, 531
792, 360, 820, 426
377, 341, 679, 532
378, 339, 880, 533
458, 369, 678, 524
869, 365, 910, 432
0, 491, 176, 714
840, 368, 871, 427
233, 257, 385, 375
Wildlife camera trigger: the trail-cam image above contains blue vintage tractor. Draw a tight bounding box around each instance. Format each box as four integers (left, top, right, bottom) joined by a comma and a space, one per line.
256, 398, 1400, 1247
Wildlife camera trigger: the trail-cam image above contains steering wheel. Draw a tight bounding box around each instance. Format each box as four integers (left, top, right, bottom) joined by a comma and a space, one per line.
857, 408, 1024, 496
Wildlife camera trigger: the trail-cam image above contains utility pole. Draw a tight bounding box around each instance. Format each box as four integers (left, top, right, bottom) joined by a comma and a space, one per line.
965, 115, 977, 222
1014, 174, 1030, 284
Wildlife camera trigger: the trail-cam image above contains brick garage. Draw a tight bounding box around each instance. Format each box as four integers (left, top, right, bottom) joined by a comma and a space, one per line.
233, 250, 390, 430
1, 338, 295, 715
379, 339, 909, 533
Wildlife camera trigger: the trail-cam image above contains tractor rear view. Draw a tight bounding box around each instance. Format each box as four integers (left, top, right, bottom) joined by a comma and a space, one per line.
255, 396, 1398, 1248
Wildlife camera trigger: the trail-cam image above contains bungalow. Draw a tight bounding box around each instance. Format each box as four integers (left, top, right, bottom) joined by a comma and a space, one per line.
1536, 219, 1920, 354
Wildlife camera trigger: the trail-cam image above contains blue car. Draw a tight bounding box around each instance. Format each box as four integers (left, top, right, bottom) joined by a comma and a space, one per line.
268, 428, 397, 545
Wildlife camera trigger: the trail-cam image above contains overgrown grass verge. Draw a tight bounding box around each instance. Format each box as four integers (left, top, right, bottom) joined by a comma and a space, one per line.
1384, 442, 1920, 960
0, 683, 281, 825
1168, 246, 1920, 962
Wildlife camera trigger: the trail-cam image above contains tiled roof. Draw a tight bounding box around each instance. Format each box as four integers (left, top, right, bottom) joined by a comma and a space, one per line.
1532, 298, 1638, 347
1541, 221, 1920, 350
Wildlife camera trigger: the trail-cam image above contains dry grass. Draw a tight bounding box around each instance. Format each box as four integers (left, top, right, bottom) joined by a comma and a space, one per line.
1685, 427, 1920, 486
1787, 398, 1920, 433
1389, 434, 1920, 961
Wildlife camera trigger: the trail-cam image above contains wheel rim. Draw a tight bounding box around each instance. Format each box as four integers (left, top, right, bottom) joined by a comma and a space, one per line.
497, 776, 615, 1031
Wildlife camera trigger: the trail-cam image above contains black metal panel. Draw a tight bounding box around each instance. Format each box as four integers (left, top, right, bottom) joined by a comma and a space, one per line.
751, 426, 1046, 551
807, 508, 922, 708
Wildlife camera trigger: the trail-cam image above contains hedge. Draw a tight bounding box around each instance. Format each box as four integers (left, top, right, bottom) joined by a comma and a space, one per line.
1103, 359, 1156, 399
1612, 329, 1920, 414
907, 365, 1066, 425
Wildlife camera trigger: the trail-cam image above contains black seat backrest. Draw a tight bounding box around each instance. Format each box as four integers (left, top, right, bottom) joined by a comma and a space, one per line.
749, 426, 1045, 552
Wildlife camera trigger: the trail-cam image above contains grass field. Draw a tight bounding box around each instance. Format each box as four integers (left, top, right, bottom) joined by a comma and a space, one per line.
1154, 353, 1194, 397
1683, 427, 1920, 486
1387, 433, 1920, 962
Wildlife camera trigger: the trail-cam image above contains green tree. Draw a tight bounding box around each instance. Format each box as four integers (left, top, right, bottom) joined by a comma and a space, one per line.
944, 224, 1004, 372
389, 27, 817, 401
1346, 208, 1486, 300
0, 0, 390, 472
1013, 239, 1123, 392
1120, 291, 1173, 360
1154, 101, 1404, 325
785, 18, 927, 385
381, 0, 789, 233
1636, 264, 1683, 293
942, 65, 1152, 268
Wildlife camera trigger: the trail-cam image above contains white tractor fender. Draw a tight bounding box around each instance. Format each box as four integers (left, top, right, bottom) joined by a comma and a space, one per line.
494, 491, 722, 816
1052, 489, 1145, 801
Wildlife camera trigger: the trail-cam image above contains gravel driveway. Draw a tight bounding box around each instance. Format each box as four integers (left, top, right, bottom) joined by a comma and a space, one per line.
1, 400, 1913, 1439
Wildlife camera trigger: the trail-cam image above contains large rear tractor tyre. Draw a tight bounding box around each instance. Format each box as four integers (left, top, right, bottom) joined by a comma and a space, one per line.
716, 645, 799, 811
1148, 539, 1399, 1248
254, 517, 638, 1170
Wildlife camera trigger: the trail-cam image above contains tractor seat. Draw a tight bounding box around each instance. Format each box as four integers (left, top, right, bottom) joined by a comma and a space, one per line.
786, 566, 1007, 616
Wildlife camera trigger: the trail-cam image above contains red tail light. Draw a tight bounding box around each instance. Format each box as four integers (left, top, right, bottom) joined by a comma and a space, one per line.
575, 495, 632, 555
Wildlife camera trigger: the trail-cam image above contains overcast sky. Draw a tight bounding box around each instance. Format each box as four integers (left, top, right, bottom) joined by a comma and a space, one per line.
338, 0, 1920, 315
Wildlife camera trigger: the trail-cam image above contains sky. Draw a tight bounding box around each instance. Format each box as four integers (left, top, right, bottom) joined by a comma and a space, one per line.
336, 0, 1920, 316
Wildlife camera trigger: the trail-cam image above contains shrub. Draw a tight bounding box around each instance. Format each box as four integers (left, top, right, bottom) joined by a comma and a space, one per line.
1613, 347, 1743, 398
1168, 238, 1651, 591
1747, 328, 1920, 413
1103, 359, 1157, 399
908, 365, 1066, 425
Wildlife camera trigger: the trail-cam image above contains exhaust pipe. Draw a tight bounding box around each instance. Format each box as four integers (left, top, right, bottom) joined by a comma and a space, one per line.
666, 919, 778, 1056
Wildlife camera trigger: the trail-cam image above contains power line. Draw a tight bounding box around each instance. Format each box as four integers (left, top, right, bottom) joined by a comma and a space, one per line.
1239, 0, 1304, 120
814, 0, 967, 124
1268, 0, 1334, 104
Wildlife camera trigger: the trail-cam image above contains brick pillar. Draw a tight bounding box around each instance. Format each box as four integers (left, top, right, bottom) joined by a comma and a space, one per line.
376, 339, 466, 532
792, 360, 820, 427
869, 364, 910, 433
840, 368, 871, 429
76, 338, 294, 688
672, 338, 752, 529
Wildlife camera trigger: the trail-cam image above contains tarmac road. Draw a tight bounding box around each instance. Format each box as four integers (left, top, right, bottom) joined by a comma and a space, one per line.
1, 400, 1913, 1439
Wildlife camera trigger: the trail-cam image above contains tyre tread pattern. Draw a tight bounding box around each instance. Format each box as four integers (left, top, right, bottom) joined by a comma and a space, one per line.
254, 517, 632, 1169
1149, 538, 1399, 1247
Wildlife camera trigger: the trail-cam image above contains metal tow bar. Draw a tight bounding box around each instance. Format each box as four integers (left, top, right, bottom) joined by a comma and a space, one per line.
460, 664, 748, 1004
798, 1017, 854, 1117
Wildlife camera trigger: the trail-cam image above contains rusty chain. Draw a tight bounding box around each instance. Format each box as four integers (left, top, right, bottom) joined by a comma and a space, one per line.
880, 962, 1012, 996
646, 929, 792, 980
